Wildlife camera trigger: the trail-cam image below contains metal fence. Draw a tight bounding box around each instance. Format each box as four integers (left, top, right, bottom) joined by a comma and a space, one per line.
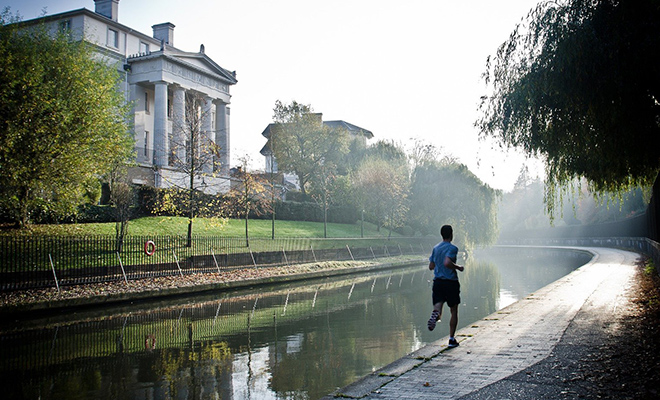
498, 236, 660, 273
0, 235, 438, 291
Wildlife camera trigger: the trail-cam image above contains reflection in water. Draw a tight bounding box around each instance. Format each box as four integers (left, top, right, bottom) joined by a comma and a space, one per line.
0, 248, 591, 399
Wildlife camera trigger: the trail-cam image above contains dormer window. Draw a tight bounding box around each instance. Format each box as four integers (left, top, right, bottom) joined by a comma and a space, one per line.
139, 41, 150, 54
107, 28, 119, 48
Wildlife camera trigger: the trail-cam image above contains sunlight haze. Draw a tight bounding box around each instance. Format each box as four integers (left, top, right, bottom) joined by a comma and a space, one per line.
2, 0, 545, 191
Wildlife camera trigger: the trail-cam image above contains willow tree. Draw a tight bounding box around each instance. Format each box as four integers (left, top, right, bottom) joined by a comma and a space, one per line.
409, 161, 499, 247
0, 12, 133, 227
476, 0, 660, 215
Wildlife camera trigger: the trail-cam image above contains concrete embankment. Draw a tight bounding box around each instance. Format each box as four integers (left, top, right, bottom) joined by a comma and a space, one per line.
0, 257, 425, 316
324, 246, 640, 399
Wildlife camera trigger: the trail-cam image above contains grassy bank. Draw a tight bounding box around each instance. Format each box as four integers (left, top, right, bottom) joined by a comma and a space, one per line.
1, 216, 398, 238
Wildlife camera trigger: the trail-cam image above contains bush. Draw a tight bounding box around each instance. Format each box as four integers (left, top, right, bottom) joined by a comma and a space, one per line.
270, 201, 358, 224
77, 204, 116, 223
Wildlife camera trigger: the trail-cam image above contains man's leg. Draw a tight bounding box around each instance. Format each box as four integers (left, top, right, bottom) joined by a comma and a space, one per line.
428, 302, 444, 331
446, 304, 460, 347
448, 304, 459, 338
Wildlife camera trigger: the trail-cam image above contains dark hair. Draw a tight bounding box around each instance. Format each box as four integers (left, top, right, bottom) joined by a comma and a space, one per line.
441, 225, 453, 240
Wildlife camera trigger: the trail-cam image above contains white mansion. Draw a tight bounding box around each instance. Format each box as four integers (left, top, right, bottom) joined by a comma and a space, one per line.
23, 0, 237, 194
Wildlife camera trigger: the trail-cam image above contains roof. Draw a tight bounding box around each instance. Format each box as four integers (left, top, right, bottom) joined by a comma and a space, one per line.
323, 120, 374, 139
15, 7, 237, 85
260, 120, 373, 139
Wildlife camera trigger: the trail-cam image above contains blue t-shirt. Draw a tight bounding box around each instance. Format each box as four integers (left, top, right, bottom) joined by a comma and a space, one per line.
429, 241, 459, 281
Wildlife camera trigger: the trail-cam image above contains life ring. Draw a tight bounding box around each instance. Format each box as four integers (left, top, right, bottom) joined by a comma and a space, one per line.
144, 240, 156, 256
145, 334, 156, 350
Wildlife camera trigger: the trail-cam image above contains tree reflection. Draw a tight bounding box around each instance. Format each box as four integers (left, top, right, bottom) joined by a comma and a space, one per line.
1, 248, 589, 399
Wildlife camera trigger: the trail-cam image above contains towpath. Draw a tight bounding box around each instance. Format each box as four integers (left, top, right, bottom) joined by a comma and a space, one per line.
324, 246, 646, 399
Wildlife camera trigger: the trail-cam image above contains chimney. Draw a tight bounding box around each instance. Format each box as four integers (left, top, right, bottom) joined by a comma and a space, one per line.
152, 23, 175, 46
94, 0, 119, 22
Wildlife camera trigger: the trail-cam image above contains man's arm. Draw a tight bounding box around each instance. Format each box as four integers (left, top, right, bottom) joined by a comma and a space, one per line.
444, 256, 464, 272
429, 261, 435, 271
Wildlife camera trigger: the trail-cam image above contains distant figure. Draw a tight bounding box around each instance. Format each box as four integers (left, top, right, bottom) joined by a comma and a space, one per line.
427, 225, 464, 348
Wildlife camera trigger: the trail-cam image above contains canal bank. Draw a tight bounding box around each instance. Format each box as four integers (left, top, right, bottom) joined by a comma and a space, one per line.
0, 256, 425, 317
324, 246, 648, 399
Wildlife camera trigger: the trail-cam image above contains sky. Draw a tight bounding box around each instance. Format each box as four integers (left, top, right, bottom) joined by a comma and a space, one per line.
3, 0, 545, 192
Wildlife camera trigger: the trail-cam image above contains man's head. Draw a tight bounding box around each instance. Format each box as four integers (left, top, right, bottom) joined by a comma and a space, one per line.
441, 225, 453, 240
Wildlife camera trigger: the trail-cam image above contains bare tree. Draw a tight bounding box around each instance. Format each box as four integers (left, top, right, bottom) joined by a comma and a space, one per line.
310, 160, 337, 238
225, 157, 273, 247
111, 182, 135, 252
157, 92, 224, 246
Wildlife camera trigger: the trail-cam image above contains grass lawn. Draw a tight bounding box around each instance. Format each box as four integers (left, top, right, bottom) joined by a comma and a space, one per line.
1, 216, 399, 238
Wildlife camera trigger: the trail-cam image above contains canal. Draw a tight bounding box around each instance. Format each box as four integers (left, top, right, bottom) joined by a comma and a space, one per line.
0, 247, 592, 399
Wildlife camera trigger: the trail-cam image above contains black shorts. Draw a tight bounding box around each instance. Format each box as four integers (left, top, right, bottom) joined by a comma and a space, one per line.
432, 279, 461, 307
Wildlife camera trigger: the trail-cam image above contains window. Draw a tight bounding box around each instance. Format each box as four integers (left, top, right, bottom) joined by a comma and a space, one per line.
167, 97, 172, 118
59, 20, 71, 33
139, 41, 150, 54
144, 131, 149, 157
144, 92, 149, 113
107, 28, 118, 48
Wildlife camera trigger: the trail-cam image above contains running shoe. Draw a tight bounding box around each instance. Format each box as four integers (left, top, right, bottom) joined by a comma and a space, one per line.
427, 310, 440, 331
448, 338, 459, 348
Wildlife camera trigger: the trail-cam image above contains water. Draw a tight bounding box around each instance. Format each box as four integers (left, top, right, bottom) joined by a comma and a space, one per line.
0, 247, 591, 399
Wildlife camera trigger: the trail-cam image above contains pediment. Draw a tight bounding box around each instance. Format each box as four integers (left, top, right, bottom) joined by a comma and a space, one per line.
169, 51, 237, 85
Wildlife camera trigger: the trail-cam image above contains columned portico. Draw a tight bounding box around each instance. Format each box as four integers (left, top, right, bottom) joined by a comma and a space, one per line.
202, 96, 214, 173
172, 85, 186, 164
215, 101, 229, 175
153, 81, 169, 167
126, 42, 236, 194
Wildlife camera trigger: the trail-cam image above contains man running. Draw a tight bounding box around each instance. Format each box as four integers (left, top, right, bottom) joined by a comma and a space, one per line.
427, 225, 464, 348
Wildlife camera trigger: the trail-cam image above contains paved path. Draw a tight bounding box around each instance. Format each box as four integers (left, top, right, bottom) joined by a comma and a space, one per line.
323, 247, 640, 399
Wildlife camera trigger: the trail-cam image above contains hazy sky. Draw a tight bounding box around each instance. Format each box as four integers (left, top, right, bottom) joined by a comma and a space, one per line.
3, 0, 544, 192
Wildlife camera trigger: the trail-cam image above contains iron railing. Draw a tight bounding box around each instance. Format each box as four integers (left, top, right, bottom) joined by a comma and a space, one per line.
0, 235, 437, 291
497, 236, 660, 273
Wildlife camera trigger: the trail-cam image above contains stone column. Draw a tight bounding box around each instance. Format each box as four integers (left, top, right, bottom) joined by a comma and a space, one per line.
171, 86, 186, 166
153, 81, 169, 168
202, 96, 214, 173
215, 102, 229, 175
